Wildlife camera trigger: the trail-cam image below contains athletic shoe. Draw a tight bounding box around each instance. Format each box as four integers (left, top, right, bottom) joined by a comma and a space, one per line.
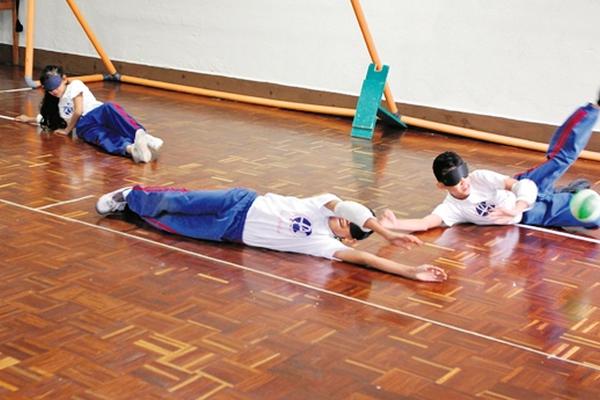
147, 134, 164, 152
95, 187, 132, 215
556, 178, 591, 194
147, 134, 164, 160
131, 129, 152, 163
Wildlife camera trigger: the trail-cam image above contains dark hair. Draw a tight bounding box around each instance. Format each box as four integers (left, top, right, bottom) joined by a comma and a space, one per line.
348, 207, 376, 241
39, 65, 67, 131
597, 89, 600, 106
432, 151, 465, 183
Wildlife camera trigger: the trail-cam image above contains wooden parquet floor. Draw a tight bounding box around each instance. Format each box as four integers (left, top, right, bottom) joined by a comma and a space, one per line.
1, 65, 600, 399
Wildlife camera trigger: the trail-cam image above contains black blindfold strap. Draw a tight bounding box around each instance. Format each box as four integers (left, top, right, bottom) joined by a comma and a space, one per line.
440, 162, 469, 186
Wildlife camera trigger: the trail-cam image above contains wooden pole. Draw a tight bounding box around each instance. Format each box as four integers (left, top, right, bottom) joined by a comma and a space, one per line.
64, 0, 117, 75
120, 75, 356, 117
10, 0, 18, 64
350, 0, 398, 114
24, 0, 35, 86
120, 75, 600, 162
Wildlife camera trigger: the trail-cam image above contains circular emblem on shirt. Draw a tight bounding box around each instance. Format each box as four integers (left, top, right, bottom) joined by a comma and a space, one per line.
290, 216, 312, 236
63, 104, 74, 116
475, 201, 496, 217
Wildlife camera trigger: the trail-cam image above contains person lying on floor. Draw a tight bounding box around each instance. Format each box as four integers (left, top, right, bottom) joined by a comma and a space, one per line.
380, 96, 600, 240
96, 185, 448, 282
16, 65, 163, 163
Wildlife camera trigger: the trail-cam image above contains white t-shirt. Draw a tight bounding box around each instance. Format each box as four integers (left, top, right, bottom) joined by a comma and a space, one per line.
432, 169, 521, 226
242, 193, 350, 259
58, 80, 102, 123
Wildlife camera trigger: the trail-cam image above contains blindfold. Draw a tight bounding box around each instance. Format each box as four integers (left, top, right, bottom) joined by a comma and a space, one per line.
439, 162, 469, 186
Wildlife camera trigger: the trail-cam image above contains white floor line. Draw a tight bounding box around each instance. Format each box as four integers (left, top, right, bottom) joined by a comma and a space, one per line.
0, 87, 33, 93
516, 223, 600, 244
1, 197, 599, 373
36, 195, 95, 210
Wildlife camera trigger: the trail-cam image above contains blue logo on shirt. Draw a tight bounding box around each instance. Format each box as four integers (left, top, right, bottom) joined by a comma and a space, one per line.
475, 201, 496, 217
290, 216, 312, 236
63, 104, 74, 116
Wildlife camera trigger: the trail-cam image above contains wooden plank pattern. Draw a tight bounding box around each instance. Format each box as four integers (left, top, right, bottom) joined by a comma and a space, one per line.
1, 65, 600, 398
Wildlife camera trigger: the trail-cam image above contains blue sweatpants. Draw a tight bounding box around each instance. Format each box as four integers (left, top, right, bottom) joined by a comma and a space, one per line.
125, 186, 258, 242
75, 102, 143, 156
515, 103, 599, 228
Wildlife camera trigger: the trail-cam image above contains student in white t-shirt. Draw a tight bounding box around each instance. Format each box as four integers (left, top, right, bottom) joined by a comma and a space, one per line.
16, 65, 164, 163
380, 97, 600, 238
94, 185, 448, 282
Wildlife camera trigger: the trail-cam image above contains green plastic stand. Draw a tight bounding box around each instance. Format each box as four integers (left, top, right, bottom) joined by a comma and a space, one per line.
351, 63, 407, 139
377, 104, 407, 129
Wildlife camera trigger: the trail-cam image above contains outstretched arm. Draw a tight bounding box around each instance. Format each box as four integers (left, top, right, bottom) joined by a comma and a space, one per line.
324, 199, 425, 247
379, 209, 443, 232
363, 216, 424, 248
334, 248, 447, 282
15, 114, 40, 125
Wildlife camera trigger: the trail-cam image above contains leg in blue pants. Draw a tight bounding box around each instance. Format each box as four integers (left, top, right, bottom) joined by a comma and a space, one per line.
515, 103, 599, 227
125, 186, 257, 242
75, 102, 144, 156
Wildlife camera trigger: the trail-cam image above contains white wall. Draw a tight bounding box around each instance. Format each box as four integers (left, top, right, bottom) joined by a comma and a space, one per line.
2, 0, 599, 126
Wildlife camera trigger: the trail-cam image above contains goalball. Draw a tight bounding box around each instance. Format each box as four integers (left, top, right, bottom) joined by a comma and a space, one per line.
569, 189, 600, 223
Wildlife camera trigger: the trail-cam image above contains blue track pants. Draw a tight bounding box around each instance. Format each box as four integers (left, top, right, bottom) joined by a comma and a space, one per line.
125, 186, 258, 242
75, 102, 143, 156
515, 103, 599, 228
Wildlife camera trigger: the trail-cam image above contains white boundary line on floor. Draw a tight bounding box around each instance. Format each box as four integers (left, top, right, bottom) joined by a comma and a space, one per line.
1, 197, 599, 372
36, 195, 95, 210
0, 87, 33, 93
516, 223, 600, 244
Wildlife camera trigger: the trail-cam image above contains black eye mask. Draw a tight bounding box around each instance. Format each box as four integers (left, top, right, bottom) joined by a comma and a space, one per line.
439, 162, 469, 186
349, 222, 373, 240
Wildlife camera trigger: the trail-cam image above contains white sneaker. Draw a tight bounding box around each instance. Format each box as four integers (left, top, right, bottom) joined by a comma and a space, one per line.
131, 129, 152, 163
146, 134, 164, 160
95, 187, 132, 215
147, 134, 164, 152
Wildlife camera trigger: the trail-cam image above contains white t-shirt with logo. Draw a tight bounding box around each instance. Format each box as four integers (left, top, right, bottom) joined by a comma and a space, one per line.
58, 80, 102, 123
242, 193, 350, 259
432, 169, 521, 226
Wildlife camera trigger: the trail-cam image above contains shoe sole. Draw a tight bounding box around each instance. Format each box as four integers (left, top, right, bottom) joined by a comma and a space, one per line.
95, 187, 131, 215
95, 195, 113, 216
95, 203, 110, 216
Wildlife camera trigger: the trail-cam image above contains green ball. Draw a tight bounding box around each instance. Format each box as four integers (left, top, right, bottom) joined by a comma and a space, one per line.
569, 189, 600, 223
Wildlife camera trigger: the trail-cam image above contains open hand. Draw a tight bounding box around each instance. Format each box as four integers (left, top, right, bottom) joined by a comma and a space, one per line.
413, 264, 447, 282
386, 231, 423, 248
488, 207, 521, 225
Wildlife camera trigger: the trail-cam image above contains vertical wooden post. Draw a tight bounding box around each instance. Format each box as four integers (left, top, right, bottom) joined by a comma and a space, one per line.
24, 0, 35, 86
10, 0, 18, 63
350, 0, 398, 114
